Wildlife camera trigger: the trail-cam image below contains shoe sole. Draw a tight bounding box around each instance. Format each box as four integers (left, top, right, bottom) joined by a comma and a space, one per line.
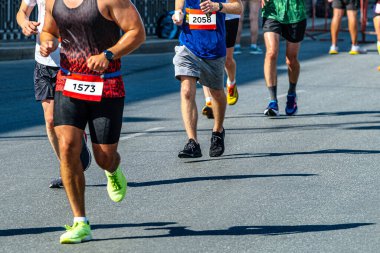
209, 148, 224, 157
178, 152, 202, 158
285, 108, 298, 116
264, 109, 279, 117
49, 178, 63, 188
60, 234, 92, 244
202, 107, 214, 119
227, 91, 239, 106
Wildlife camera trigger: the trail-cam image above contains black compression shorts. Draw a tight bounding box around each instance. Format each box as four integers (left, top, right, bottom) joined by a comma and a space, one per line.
225, 18, 239, 48
54, 92, 124, 144
262, 18, 307, 43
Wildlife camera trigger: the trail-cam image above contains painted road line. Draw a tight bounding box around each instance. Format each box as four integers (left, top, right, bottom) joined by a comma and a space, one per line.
119, 127, 164, 141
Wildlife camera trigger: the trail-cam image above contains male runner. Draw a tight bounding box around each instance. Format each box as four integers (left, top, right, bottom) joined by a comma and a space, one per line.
40, 0, 145, 243
261, 0, 306, 116
16, 0, 91, 189
202, 9, 240, 119
328, 0, 366, 55
173, 0, 242, 158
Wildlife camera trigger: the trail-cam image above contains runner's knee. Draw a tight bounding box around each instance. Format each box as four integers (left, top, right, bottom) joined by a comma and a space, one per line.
181, 85, 195, 101
266, 49, 278, 61
286, 56, 299, 68
225, 59, 232, 69
45, 116, 54, 130
93, 151, 116, 169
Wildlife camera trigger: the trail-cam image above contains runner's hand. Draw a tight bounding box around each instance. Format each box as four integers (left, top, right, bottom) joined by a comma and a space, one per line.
87, 54, 110, 73
21, 20, 40, 37
40, 41, 55, 57
261, 0, 270, 8
200, 0, 217, 14
172, 10, 184, 25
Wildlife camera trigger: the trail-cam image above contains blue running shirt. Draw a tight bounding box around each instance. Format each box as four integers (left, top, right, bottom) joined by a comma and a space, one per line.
179, 0, 226, 59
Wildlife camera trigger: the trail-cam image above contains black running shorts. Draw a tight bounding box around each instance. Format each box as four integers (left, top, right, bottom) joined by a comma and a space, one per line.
262, 18, 307, 43
225, 18, 239, 48
332, 0, 359, 10
54, 92, 125, 144
34, 62, 59, 101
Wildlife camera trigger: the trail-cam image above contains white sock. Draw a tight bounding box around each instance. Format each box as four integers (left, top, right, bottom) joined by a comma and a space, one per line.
227, 79, 236, 86
73, 217, 87, 223
330, 44, 337, 49
377, 41, 380, 46
205, 97, 212, 104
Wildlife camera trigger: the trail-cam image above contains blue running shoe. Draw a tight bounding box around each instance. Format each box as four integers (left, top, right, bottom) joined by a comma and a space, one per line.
264, 100, 279, 116
285, 94, 298, 116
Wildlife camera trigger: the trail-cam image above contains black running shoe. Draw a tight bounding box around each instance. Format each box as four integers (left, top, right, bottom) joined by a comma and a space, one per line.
49, 177, 63, 188
209, 128, 225, 157
178, 139, 202, 158
80, 132, 92, 171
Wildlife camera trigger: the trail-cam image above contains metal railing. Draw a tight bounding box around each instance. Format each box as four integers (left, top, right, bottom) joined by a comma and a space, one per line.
0, 0, 175, 41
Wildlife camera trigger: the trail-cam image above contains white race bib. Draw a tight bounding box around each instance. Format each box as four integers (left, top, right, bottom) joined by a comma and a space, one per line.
186, 8, 217, 30
63, 77, 104, 102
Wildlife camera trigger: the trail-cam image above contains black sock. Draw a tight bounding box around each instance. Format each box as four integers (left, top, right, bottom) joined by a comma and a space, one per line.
288, 82, 297, 95
268, 86, 277, 101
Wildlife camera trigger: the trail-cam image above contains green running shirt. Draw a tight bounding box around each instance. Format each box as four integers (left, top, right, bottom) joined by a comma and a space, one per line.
262, 0, 307, 24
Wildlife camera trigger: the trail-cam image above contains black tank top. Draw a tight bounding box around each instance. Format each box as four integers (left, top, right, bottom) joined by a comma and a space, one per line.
53, 0, 125, 98
53, 0, 121, 74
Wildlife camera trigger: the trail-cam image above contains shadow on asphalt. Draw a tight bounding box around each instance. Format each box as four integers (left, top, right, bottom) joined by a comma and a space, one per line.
184, 149, 380, 163
91, 223, 374, 241
0, 222, 176, 237
86, 173, 317, 188
1, 221, 373, 238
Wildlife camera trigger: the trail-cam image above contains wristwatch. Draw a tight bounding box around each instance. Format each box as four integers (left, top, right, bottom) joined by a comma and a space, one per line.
218, 2, 223, 11
103, 50, 114, 62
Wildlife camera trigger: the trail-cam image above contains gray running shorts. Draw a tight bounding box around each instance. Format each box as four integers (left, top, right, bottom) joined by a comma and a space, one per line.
173, 45, 225, 90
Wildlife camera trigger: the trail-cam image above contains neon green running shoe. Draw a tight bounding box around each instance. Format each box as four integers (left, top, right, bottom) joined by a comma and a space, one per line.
60, 221, 92, 244
105, 167, 127, 202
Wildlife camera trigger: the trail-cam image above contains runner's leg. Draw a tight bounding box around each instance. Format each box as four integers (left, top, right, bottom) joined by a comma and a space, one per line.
55, 125, 86, 217
330, 8, 344, 47
181, 76, 198, 142
42, 99, 60, 159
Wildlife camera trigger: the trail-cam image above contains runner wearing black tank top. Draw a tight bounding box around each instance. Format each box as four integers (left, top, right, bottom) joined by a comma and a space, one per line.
40, 0, 145, 244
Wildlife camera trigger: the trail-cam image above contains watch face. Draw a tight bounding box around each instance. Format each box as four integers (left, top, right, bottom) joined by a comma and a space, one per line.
105, 50, 114, 61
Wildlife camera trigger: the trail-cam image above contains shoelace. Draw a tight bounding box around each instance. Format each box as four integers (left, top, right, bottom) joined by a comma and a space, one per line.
211, 135, 222, 145
286, 97, 296, 108
228, 86, 234, 96
109, 173, 121, 190
64, 223, 78, 231
186, 141, 196, 151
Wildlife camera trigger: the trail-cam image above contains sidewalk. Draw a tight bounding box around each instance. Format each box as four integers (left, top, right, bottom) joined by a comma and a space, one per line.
0, 17, 329, 61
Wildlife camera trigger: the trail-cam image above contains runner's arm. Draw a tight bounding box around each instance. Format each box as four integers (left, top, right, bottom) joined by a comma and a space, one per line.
200, 0, 242, 15
16, 1, 39, 37
105, 0, 146, 59
173, 0, 185, 25
40, 0, 59, 57
87, 0, 145, 72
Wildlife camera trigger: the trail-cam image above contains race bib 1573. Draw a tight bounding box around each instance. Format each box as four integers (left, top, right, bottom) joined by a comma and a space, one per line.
63, 74, 104, 102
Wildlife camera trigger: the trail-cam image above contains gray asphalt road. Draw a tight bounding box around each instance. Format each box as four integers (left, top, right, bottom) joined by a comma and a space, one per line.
1, 32, 380, 253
